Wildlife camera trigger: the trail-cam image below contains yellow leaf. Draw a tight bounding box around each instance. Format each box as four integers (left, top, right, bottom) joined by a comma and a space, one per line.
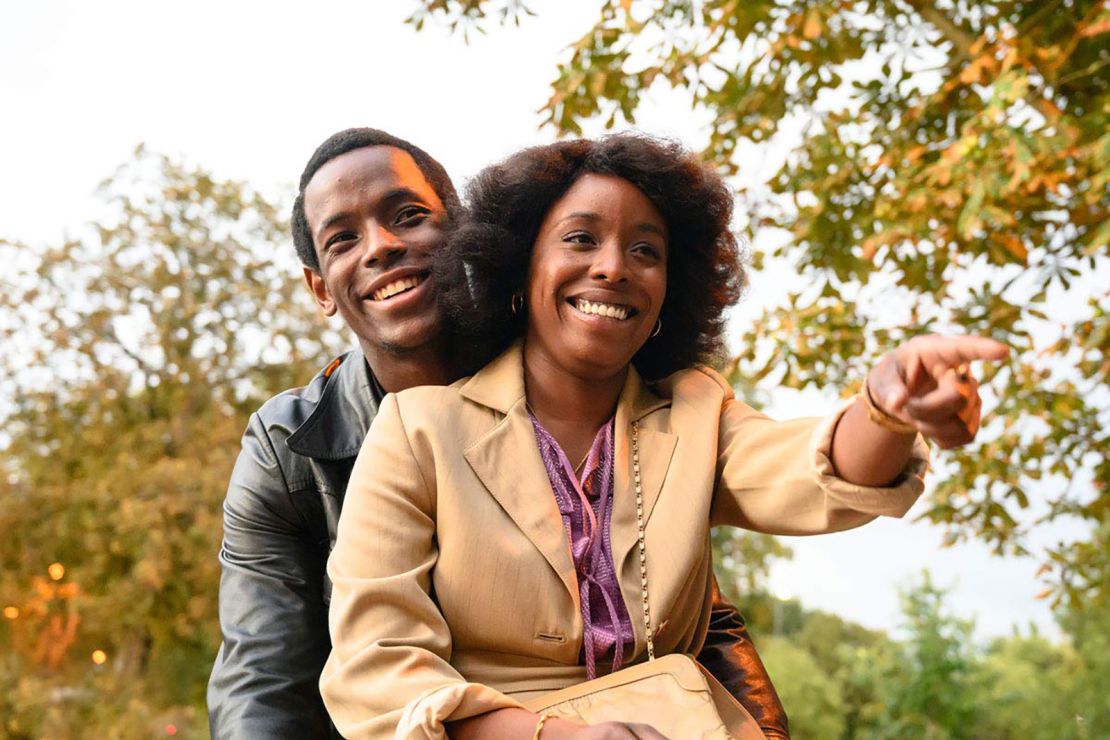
909, 145, 929, 162
999, 233, 1028, 262
861, 236, 879, 260
1080, 18, 1110, 37
802, 9, 822, 40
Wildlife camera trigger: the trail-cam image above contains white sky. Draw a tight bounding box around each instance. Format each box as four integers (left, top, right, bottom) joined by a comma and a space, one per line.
2, 0, 1067, 640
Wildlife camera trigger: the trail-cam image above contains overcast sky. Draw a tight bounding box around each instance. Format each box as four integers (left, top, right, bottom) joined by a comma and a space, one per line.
2, 0, 1067, 640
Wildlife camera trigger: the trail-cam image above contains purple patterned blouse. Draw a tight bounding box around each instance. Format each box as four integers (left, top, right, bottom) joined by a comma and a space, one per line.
528, 413, 635, 680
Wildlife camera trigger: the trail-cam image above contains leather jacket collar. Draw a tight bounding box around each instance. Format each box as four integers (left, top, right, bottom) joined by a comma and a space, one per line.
286, 351, 383, 461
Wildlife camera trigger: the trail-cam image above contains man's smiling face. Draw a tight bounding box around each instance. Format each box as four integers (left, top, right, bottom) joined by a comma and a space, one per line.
302, 145, 448, 358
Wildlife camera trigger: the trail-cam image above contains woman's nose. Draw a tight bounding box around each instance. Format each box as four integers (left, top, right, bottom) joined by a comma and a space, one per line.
590, 242, 629, 283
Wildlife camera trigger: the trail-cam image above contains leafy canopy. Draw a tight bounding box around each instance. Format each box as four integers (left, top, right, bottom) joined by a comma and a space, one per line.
409, 0, 1110, 606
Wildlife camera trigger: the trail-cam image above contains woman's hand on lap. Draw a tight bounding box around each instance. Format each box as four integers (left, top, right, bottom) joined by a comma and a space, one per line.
545, 718, 669, 739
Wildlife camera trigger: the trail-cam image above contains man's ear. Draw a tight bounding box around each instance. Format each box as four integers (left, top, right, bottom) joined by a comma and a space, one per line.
303, 266, 338, 316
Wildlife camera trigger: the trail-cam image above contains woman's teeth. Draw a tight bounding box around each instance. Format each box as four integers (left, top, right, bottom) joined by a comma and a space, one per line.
573, 298, 631, 320
372, 275, 425, 301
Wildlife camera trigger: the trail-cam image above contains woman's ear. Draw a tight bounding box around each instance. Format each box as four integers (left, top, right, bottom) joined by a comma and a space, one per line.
303, 267, 338, 317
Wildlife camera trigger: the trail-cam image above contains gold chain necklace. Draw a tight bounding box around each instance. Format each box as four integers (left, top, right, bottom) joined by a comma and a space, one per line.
631, 420, 655, 661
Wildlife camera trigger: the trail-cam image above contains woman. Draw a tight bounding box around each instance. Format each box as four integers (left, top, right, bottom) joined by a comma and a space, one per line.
320, 134, 1006, 739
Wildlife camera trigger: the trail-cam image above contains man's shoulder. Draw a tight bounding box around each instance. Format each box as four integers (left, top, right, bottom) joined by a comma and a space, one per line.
224, 353, 360, 517
251, 353, 355, 438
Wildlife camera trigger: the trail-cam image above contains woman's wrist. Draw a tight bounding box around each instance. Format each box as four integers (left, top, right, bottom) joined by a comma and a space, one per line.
862, 374, 917, 436
537, 716, 587, 739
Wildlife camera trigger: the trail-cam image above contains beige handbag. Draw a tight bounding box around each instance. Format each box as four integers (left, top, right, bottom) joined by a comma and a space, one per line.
523, 422, 766, 739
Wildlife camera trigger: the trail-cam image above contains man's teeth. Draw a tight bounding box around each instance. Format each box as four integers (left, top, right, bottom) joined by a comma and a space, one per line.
574, 299, 630, 320
372, 276, 424, 301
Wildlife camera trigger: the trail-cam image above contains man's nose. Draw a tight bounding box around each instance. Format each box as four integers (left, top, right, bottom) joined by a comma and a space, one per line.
590, 241, 629, 283
362, 224, 405, 267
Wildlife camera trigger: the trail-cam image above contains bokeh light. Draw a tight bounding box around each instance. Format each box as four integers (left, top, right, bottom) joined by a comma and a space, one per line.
91, 650, 107, 665
48, 562, 65, 581
2, 606, 17, 620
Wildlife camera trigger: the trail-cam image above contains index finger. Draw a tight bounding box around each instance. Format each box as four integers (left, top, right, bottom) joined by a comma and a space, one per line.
914, 336, 1009, 378
944, 336, 1010, 363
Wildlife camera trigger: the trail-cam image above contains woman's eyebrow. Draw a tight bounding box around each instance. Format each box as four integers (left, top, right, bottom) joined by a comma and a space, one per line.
553, 212, 665, 237
555, 211, 600, 227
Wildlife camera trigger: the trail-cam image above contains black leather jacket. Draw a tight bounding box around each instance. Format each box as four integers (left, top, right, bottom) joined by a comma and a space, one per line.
207, 352, 788, 739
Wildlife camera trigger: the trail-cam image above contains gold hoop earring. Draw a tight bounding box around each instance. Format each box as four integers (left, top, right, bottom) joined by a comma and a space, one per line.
651, 319, 662, 338
510, 292, 524, 315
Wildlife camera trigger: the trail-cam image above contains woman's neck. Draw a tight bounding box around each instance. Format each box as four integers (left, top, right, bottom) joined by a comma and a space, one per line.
522, 341, 627, 461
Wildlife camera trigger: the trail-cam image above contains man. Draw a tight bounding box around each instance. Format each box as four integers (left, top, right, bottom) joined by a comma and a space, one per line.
206, 128, 788, 738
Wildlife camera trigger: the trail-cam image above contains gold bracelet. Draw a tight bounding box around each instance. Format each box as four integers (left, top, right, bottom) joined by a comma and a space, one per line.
532, 714, 552, 740
863, 380, 917, 435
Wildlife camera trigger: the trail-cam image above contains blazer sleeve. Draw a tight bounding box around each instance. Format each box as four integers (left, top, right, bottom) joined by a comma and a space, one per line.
710, 397, 930, 533
207, 413, 333, 739
320, 394, 522, 740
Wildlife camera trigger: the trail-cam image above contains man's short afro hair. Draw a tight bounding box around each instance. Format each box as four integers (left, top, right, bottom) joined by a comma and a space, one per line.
291, 128, 462, 271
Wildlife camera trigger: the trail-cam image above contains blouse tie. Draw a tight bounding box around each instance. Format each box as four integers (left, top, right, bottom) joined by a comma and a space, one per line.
529, 414, 633, 680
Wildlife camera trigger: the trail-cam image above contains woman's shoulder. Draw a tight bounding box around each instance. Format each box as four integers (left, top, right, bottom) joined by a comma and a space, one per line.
384, 375, 498, 431
649, 364, 735, 404
389, 378, 470, 414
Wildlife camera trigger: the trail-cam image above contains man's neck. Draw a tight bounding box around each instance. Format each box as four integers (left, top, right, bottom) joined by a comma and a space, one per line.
360, 340, 454, 394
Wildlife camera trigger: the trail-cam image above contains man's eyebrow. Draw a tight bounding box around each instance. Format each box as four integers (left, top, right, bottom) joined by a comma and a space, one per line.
316, 211, 352, 241
314, 188, 432, 240
380, 186, 428, 206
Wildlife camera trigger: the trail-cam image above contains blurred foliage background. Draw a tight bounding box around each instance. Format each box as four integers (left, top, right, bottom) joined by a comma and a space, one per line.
2, 0, 1108, 737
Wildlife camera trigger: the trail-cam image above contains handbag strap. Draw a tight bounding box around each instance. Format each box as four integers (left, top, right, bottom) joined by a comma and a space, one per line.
631, 421, 655, 661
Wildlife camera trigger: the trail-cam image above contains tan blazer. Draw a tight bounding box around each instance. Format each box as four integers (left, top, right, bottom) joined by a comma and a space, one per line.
321, 343, 929, 739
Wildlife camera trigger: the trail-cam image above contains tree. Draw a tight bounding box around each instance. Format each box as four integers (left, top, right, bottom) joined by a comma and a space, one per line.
714, 523, 794, 603
974, 632, 1081, 739
1055, 591, 1110, 736
760, 636, 849, 739
0, 148, 343, 737
875, 573, 983, 738
409, 0, 1110, 606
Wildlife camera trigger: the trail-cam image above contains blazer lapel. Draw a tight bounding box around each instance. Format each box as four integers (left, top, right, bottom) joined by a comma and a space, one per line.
460, 343, 580, 609
464, 405, 580, 609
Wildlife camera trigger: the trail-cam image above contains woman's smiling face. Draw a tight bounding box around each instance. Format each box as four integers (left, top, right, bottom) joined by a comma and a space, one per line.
524, 173, 668, 381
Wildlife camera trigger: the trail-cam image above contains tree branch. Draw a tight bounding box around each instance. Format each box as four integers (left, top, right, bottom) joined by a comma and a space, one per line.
1018, 0, 1067, 35
905, 0, 976, 66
